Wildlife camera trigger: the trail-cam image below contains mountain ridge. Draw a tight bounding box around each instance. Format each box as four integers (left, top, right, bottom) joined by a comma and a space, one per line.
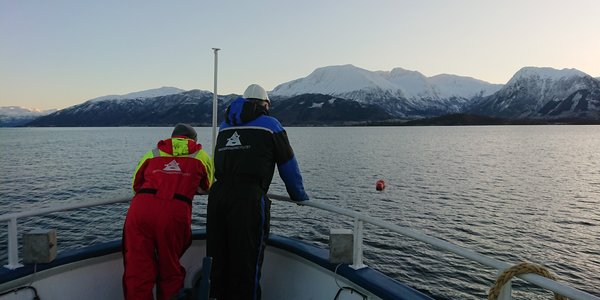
271, 64, 503, 101
469, 68, 600, 120
0, 106, 58, 127
4, 65, 600, 127
87, 86, 185, 102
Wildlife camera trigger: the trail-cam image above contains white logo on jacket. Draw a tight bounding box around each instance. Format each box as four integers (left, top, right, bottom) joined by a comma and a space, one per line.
163, 160, 182, 172
226, 131, 242, 147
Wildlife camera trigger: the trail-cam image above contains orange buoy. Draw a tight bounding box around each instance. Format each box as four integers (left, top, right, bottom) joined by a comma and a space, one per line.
376, 179, 385, 191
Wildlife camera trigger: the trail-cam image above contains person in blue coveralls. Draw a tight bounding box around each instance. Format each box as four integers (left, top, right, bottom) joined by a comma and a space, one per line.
207, 84, 309, 300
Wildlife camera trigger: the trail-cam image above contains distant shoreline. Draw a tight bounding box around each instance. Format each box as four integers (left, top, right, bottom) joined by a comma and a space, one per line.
355, 114, 600, 126
5, 113, 600, 128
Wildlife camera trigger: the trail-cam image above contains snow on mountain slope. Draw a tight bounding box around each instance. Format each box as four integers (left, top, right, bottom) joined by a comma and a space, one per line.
469, 66, 600, 119
0, 106, 57, 116
504, 67, 591, 105
272, 65, 399, 98
380, 68, 436, 99
507, 67, 588, 85
271, 64, 502, 102
29, 90, 239, 127
88, 86, 186, 102
0, 106, 58, 127
429, 74, 503, 99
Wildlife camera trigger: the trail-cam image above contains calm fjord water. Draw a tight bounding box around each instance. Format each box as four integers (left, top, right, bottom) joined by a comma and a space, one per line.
1, 126, 599, 299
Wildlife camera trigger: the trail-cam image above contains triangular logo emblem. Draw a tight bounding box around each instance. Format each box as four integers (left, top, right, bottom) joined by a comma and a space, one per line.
163, 160, 182, 172
226, 131, 242, 147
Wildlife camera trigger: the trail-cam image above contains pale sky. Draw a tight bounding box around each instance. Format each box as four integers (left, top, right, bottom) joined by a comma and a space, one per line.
1, 0, 599, 110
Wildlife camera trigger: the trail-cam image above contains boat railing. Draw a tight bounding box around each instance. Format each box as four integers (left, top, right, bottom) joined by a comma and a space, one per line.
1, 197, 131, 270
1, 194, 598, 300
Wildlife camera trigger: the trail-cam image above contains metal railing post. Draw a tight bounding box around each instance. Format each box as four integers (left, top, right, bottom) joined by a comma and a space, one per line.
4, 217, 23, 269
350, 217, 366, 269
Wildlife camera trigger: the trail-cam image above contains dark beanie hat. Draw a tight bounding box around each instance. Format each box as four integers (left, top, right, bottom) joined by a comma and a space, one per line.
172, 123, 197, 141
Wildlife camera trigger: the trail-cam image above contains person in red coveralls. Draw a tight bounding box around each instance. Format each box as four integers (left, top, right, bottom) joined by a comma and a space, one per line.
123, 123, 213, 300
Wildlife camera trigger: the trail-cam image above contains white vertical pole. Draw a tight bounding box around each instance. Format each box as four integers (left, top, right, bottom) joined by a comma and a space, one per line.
350, 217, 366, 269
5, 218, 23, 269
211, 48, 220, 156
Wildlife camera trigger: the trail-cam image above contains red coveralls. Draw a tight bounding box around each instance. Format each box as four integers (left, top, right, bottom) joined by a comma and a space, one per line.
123, 137, 213, 300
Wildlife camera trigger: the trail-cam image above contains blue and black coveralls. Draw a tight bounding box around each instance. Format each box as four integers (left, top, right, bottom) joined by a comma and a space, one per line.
207, 97, 308, 300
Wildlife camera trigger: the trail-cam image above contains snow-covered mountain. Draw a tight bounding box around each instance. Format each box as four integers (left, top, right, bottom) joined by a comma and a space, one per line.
468, 67, 600, 119
28, 90, 228, 127
271, 64, 502, 117
272, 65, 501, 99
428, 73, 502, 99
23, 86, 191, 126
88, 86, 185, 102
0, 106, 57, 116
26, 88, 394, 126
273, 65, 400, 98
0, 106, 57, 127
11, 66, 600, 127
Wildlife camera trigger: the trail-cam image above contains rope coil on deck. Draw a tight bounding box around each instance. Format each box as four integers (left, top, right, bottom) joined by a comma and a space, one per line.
488, 262, 567, 300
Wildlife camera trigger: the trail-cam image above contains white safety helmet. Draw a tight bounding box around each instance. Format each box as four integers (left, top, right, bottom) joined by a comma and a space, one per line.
243, 84, 270, 104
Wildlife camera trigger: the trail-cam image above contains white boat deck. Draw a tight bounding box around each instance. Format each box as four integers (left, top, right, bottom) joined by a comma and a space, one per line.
0, 231, 433, 300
